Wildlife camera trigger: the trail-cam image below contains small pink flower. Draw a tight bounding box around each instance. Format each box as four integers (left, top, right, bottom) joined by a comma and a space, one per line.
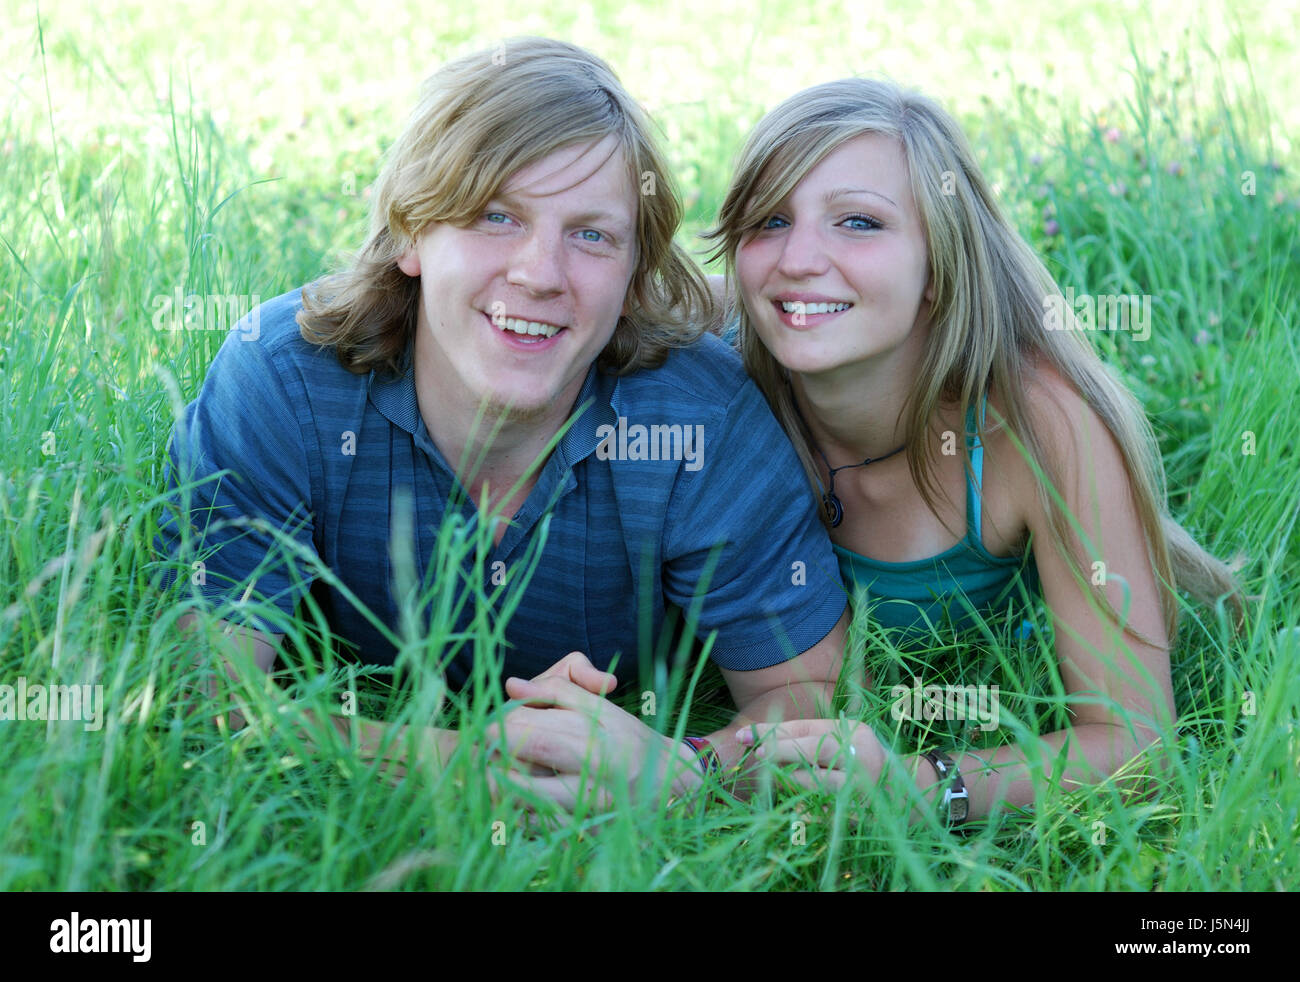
1044, 219, 1061, 236
1167, 160, 1184, 176
1105, 127, 1121, 144
1194, 330, 1211, 346
1030, 153, 1043, 167
1108, 181, 1128, 196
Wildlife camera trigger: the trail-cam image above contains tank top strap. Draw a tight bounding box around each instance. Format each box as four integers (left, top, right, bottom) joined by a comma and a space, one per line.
965, 399, 987, 543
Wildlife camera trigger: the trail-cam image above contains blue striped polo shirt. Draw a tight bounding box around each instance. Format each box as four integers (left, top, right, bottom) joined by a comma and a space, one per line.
156, 288, 846, 690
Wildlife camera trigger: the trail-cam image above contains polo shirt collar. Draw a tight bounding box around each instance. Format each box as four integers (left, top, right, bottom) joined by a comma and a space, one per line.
367, 361, 421, 435
367, 359, 619, 469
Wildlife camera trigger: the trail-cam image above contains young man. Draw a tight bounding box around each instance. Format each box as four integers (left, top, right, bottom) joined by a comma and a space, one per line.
158, 37, 849, 810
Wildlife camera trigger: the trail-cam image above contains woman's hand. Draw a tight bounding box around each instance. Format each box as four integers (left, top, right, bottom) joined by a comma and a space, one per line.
738, 718, 888, 791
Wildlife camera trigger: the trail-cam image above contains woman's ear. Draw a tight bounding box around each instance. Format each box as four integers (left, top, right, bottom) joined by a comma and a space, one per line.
397, 242, 421, 277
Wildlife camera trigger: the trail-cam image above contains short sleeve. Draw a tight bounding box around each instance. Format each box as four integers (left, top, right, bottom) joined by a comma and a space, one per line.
155, 329, 318, 634
660, 381, 846, 670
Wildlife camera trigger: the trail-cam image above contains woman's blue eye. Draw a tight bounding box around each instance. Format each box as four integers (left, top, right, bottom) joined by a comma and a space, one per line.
579, 229, 604, 243
485, 212, 509, 224
842, 214, 880, 231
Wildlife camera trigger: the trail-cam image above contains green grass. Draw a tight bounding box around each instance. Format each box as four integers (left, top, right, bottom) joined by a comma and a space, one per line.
1, 2, 1297, 891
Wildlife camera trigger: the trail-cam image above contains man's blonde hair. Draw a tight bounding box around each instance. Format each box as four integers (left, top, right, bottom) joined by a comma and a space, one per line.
300, 37, 713, 376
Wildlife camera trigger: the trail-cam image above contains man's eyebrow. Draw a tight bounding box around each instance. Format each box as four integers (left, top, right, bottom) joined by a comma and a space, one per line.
490, 192, 634, 233
567, 209, 635, 233
824, 186, 898, 208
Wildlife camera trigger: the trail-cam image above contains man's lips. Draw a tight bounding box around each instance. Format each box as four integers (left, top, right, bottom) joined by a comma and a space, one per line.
484, 310, 567, 347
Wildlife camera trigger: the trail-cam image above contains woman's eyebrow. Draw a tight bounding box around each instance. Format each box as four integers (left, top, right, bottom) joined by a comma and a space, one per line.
823, 186, 898, 208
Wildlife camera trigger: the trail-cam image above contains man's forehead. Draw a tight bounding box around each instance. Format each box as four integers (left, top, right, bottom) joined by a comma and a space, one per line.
499, 136, 636, 207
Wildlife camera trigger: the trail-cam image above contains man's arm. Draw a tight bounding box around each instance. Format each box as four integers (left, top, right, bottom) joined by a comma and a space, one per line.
178, 611, 460, 777
180, 614, 629, 791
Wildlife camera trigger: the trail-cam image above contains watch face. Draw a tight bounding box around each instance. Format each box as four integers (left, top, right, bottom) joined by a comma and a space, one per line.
949, 789, 970, 824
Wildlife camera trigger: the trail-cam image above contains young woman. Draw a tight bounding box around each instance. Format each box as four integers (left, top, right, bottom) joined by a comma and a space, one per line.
707, 79, 1242, 825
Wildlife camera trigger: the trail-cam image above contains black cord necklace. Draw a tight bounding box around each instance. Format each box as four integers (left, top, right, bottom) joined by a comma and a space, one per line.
788, 389, 906, 527
812, 442, 907, 527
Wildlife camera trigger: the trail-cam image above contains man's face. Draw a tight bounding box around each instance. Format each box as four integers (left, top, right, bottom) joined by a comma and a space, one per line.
400, 136, 639, 424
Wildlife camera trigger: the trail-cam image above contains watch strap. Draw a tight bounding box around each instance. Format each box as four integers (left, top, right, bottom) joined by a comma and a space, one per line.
923, 750, 969, 826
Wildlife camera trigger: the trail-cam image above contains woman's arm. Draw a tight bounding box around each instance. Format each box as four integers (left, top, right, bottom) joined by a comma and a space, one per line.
743, 371, 1177, 822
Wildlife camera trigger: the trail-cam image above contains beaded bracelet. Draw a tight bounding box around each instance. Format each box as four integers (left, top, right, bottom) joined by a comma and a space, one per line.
682, 736, 721, 777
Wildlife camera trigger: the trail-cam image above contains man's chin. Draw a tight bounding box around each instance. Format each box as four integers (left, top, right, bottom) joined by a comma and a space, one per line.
480, 397, 552, 426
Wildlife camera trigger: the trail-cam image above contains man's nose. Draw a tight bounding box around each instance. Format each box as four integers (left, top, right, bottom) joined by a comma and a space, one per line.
776, 220, 831, 280
507, 228, 566, 295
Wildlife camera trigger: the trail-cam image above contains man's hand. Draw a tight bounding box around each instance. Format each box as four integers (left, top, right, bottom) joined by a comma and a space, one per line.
488, 674, 702, 809
482, 651, 619, 782
530, 651, 618, 697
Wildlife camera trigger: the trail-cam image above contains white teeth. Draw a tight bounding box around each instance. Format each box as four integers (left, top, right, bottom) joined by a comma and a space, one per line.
496, 316, 562, 339
780, 301, 852, 314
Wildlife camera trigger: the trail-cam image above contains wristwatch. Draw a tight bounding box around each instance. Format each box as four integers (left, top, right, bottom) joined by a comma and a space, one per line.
922, 750, 969, 826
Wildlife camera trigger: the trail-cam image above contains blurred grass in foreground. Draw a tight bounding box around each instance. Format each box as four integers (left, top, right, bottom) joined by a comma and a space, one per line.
0, 2, 1296, 890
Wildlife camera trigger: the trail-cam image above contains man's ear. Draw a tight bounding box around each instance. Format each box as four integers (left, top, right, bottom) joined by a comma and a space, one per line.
397, 242, 421, 277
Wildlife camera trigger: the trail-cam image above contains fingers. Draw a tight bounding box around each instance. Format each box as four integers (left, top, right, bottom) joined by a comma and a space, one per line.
558, 651, 617, 697
533, 652, 619, 698
736, 718, 837, 746
487, 753, 617, 814
487, 703, 604, 775
509, 772, 615, 813
505, 674, 600, 712
759, 733, 857, 769
572, 661, 618, 698
504, 676, 547, 707
783, 767, 847, 794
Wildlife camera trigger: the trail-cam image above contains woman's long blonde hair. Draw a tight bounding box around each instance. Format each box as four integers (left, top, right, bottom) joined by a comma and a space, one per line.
299, 37, 713, 377
705, 78, 1242, 638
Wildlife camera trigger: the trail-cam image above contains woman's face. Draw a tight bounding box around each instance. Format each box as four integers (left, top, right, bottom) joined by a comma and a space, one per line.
735, 132, 933, 378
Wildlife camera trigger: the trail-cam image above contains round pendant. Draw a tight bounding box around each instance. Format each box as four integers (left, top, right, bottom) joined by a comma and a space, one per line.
822, 492, 843, 528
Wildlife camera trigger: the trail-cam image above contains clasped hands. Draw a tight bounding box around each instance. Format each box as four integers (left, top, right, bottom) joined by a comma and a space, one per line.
487, 652, 896, 813
484, 651, 703, 812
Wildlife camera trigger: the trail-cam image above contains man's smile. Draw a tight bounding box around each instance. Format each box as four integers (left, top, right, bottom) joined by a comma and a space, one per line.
483, 310, 568, 347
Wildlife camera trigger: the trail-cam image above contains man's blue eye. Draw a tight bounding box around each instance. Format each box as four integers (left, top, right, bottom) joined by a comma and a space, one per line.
761, 215, 789, 229
580, 229, 604, 242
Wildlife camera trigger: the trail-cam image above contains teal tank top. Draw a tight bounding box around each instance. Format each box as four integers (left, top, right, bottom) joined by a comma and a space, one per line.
833, 402, 1039, 641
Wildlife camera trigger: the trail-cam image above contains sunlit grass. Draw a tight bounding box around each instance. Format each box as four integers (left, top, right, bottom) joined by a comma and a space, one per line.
1, 2, 1296, 890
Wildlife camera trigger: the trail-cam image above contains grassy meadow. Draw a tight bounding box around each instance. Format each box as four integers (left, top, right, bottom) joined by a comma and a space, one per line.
0, 0, 1297, 891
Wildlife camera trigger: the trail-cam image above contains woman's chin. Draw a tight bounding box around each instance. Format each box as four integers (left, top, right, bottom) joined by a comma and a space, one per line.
767, 346, 861, 378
